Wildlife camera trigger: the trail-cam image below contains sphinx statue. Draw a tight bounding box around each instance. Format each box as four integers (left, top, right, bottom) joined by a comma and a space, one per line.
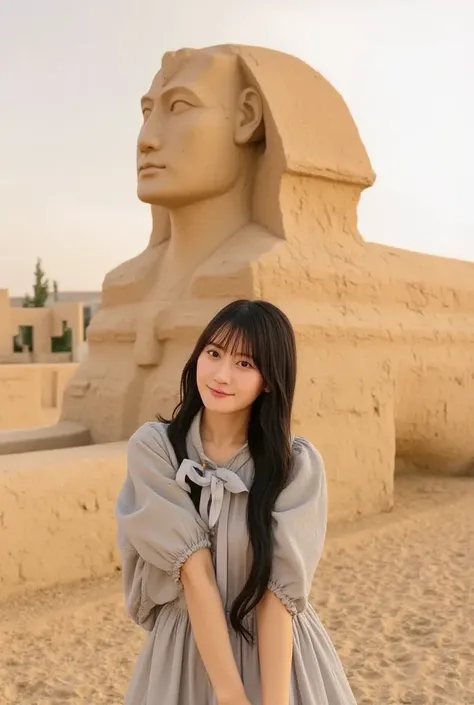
3, 44, 473, 519
61, 45, 375, 440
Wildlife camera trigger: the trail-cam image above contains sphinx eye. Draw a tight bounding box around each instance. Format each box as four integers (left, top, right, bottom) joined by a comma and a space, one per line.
170, 99, 192, 113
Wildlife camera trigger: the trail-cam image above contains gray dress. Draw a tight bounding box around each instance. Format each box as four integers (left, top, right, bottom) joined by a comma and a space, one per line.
116, 412, 356, 704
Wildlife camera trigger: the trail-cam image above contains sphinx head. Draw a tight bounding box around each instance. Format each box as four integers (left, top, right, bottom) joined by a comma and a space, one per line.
137, 48, 264, 209
143, 45, 376, 247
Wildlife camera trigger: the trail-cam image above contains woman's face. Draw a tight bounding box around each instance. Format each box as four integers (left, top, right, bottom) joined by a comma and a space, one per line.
196, 342, 264, 414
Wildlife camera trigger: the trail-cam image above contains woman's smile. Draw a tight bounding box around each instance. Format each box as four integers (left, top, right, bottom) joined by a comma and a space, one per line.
207, 386, 234, 398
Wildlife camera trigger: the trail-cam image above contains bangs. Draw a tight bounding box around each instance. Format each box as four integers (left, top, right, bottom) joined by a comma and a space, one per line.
195, 300, 294, 383
207, 321, 257, 362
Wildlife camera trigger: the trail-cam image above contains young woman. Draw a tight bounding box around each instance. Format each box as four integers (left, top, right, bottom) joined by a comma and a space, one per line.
116, 299, 357, 705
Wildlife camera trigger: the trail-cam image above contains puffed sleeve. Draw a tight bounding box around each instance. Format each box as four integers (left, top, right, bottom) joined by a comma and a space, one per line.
268, 436, 327, 616
115, 422, 212, 630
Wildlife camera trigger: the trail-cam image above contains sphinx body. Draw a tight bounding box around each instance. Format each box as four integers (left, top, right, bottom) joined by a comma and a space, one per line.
59, 44, 474, 520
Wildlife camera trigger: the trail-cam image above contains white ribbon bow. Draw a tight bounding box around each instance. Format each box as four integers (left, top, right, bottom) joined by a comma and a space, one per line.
176, 458, 248, 527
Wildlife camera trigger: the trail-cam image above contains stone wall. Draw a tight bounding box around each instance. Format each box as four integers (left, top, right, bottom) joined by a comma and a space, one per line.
0, 443, 125, 601
0, 363, 79, 430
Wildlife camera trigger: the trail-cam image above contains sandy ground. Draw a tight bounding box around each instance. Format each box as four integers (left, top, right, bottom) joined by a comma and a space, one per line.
1, 474, 473, 705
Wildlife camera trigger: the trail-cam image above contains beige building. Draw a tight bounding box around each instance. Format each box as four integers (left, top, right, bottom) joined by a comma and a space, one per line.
0, 288, 95, 363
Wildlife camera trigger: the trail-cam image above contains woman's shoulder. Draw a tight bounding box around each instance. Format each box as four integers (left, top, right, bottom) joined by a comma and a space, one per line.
291, 434, 323, 463
128, 420, 173, 458
130, 419, 169, 442
272, 435, 326, 509
290, 435, 325, 481
126, 420, 181, 481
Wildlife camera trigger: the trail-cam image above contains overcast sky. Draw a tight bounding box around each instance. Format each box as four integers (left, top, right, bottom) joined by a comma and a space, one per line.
1, 0, 473, 296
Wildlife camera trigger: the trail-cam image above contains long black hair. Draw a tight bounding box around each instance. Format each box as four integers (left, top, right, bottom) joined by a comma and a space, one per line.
161, 299, 297, 642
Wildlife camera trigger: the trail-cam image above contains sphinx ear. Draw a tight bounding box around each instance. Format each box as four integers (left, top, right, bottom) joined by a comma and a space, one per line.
234, 87, 264, 145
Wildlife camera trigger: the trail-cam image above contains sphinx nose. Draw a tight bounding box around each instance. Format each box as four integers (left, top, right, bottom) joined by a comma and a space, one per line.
137, 118, 163, 153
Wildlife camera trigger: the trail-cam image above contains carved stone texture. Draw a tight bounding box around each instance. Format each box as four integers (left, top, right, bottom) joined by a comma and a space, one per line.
54, 45, 474, 519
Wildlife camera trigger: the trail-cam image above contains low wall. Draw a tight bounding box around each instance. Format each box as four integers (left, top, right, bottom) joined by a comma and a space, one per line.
34, 352, 73, 364
0, 363, 79, 430
0, 352, 72, 364
0, 352, 32, 364
0, 442, 126, 601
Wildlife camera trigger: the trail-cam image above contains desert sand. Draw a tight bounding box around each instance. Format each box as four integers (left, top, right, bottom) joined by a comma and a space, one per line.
1, 474, 473, 705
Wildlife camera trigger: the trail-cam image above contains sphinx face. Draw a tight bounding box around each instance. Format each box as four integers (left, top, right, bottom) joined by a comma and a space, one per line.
136, 51, 247, 209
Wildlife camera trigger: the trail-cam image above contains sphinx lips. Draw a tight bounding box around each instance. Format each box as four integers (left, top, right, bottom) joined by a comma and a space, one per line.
139, 165, 165, 174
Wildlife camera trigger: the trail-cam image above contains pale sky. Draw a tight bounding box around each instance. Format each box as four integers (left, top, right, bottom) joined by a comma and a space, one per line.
1, 0, 473, 296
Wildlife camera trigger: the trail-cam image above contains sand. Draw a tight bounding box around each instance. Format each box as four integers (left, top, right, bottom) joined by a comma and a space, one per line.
1, 474, 473, 705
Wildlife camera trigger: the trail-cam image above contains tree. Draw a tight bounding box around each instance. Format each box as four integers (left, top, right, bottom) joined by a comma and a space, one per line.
19, 258, 72, 353
23, 257, 50, 308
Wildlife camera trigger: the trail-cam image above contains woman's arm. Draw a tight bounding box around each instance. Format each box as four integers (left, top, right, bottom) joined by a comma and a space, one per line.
181, 548, 251, 705
257, 589, 293, 705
